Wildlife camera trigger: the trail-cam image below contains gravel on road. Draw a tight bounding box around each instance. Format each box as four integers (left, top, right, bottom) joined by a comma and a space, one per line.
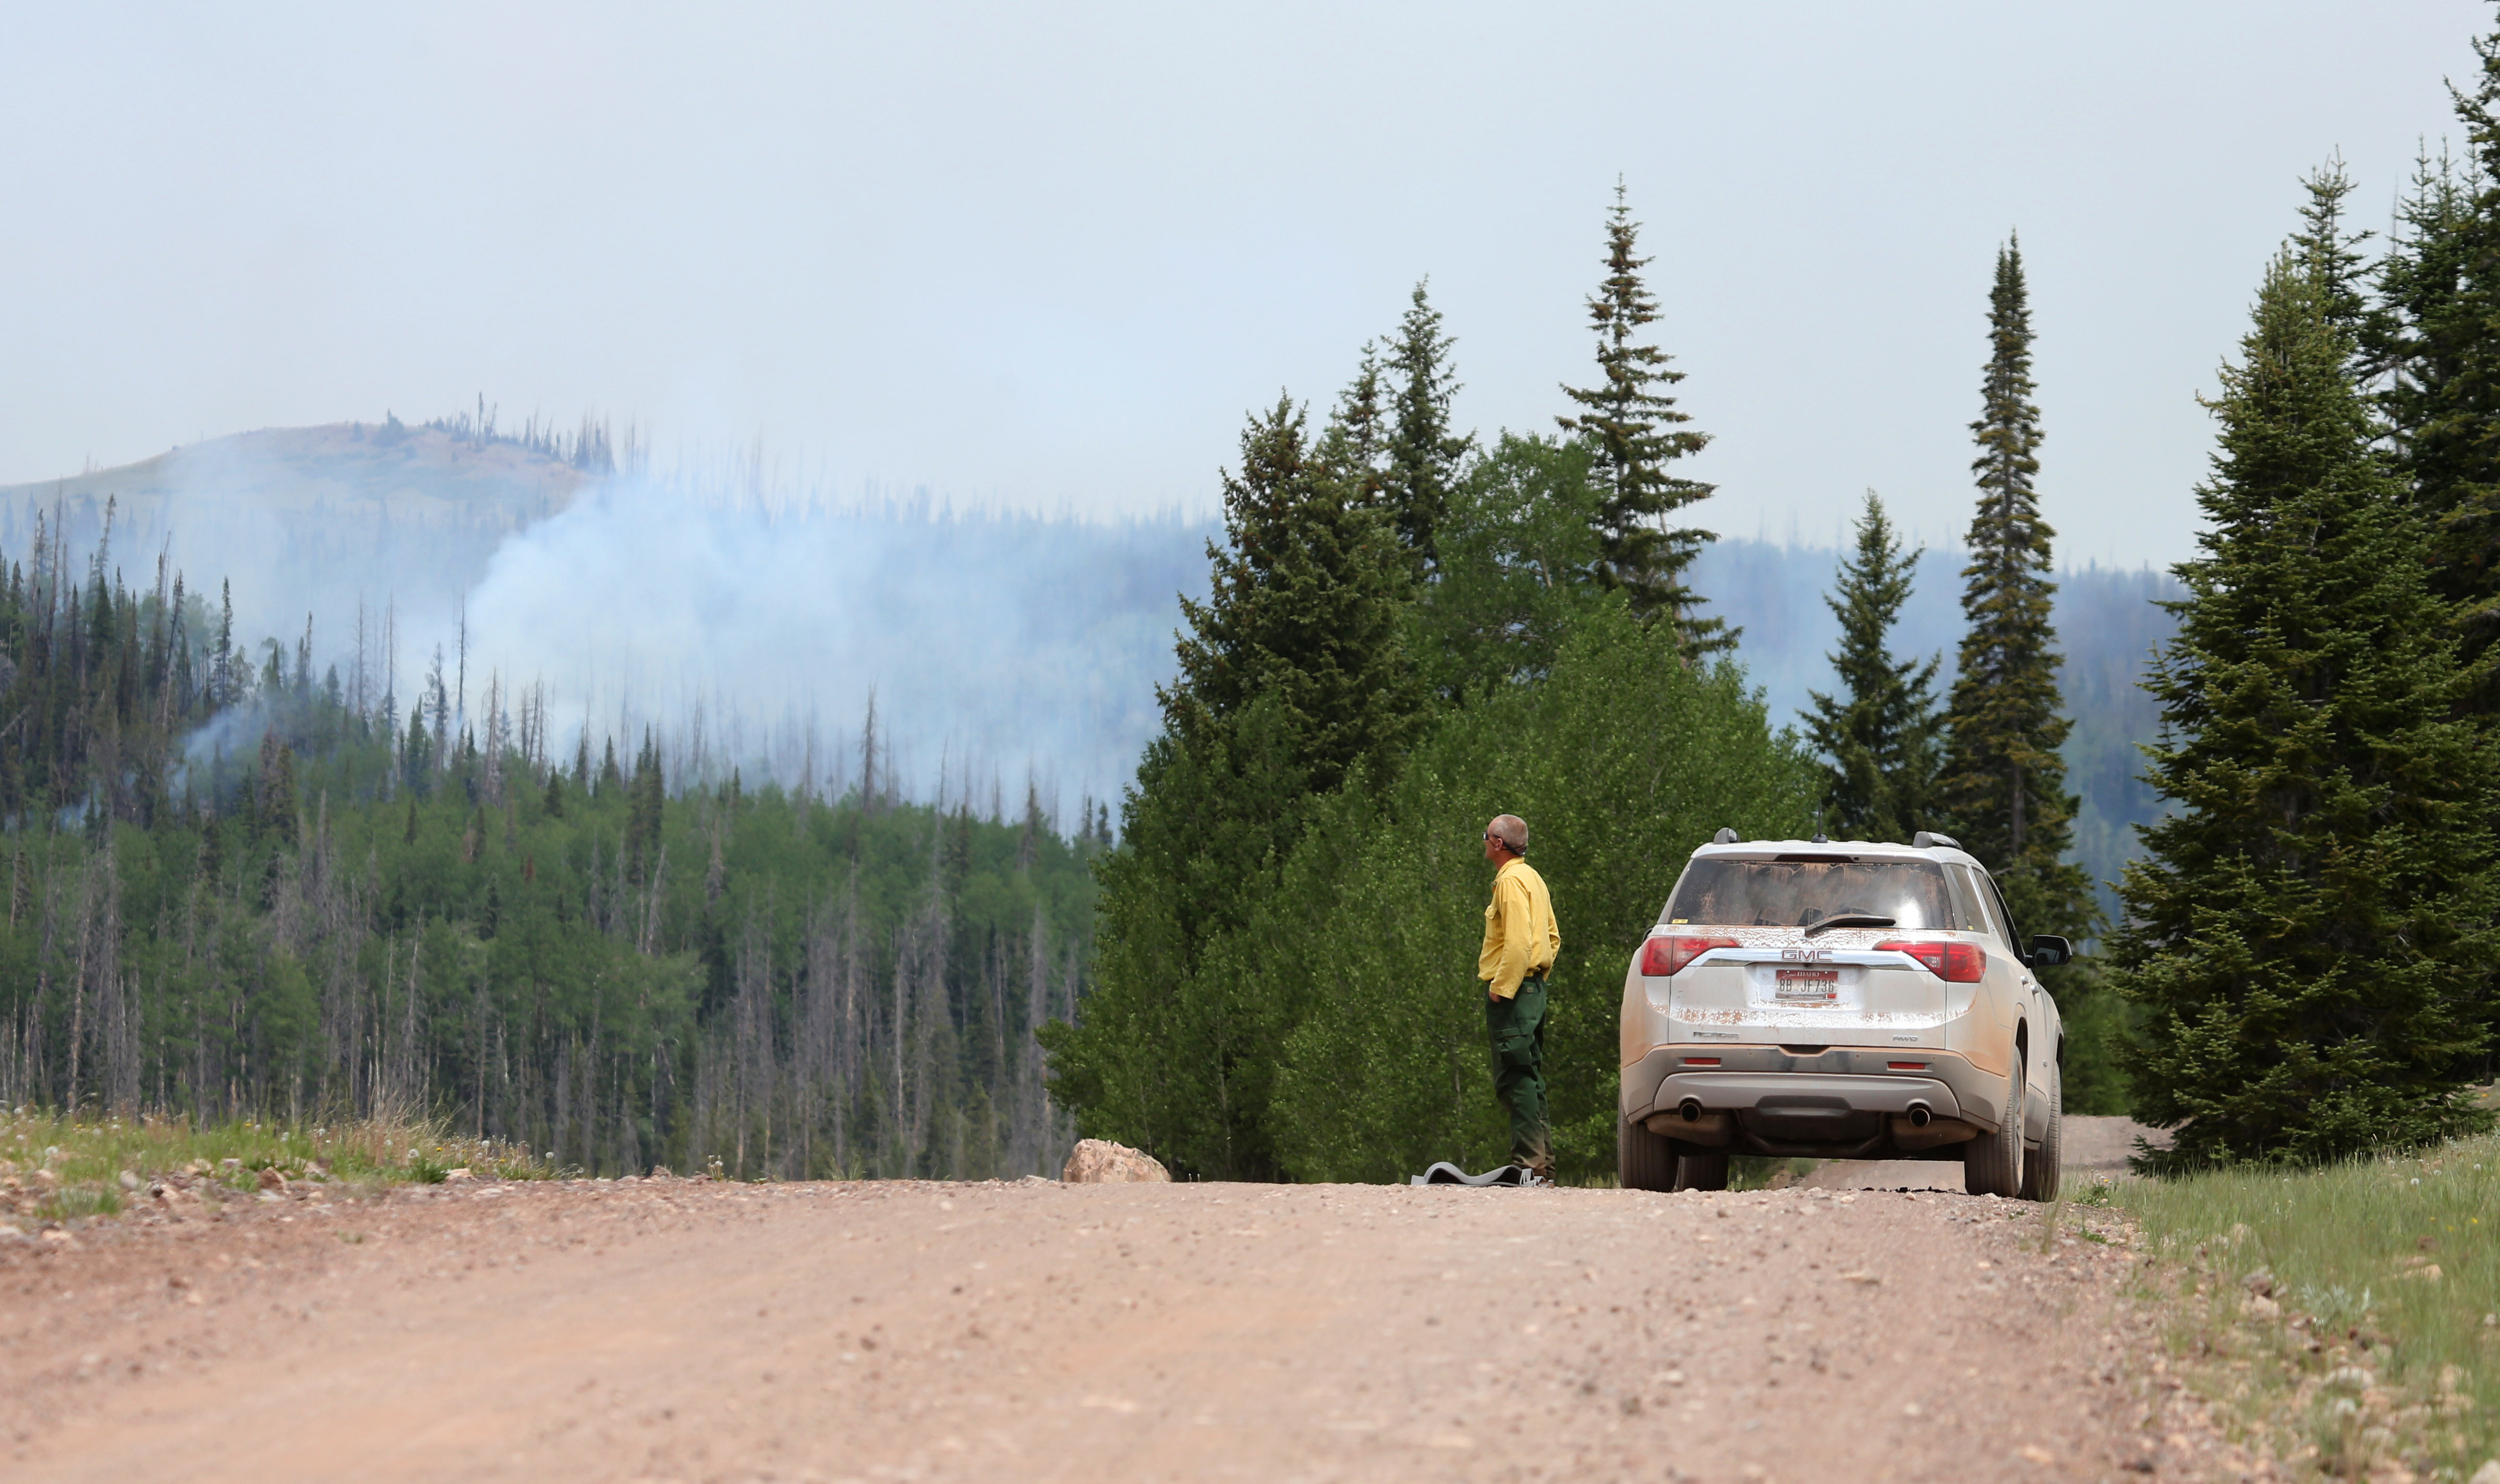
1, 1173, 2240, 1482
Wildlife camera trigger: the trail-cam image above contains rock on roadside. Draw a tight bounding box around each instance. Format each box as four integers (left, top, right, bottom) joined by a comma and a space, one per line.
1061, 1140, 1170, 1184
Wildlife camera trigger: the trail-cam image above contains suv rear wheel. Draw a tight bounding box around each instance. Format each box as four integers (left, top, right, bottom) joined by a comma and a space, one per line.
1618, 1115, 1679, 1192
2019, 1060, 2064, 1202
1963, 1052, 2026, 1198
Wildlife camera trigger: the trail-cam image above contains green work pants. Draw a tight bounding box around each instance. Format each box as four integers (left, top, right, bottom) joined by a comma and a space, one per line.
1485, 975, 1550, 1172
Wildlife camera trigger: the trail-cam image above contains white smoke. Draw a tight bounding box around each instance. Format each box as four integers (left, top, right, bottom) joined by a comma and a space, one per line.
5, 421, 1212, 822
436, 472, 1208, 817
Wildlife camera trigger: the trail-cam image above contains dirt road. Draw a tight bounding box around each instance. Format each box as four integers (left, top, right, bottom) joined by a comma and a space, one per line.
2, 1171, 2232, 1483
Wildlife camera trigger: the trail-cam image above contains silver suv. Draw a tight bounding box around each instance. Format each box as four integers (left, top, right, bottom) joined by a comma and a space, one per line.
1616, 831, 2069, 1199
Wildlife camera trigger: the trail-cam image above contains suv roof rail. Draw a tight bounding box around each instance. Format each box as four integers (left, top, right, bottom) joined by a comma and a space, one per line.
1911, 830, 1960, 850
1712, 827, 1739, 844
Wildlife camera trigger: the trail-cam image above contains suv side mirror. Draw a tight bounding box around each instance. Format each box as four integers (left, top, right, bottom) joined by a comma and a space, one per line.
2024, 934, 2072, 969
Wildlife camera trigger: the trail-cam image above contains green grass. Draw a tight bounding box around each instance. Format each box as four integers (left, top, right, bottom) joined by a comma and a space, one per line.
0, 1109, 556, 1226
2118, 1135, 2498, 1480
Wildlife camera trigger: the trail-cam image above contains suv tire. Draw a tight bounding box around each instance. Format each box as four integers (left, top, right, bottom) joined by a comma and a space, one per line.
1618, 1115, 1679, 1191
1673, 1150, 1730, 1191
1963, 1053, 2026, 1198
2020, 1060, 2064, 1202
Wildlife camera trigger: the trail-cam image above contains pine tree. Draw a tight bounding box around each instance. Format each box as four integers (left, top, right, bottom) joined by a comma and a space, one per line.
1049, 392, 1424, 1178
1315, 345, 1389, 513
402, 704, 432, 799
1557, 181, 1727, 655
264, 742, 299, 849
1378, 283, 1470, 578
625, 731, 664, 885
211, 580, 235, 711
1169, 393, 1424, 795
1803, 492, 1939, 843
169, 575, 192, 714
2293, 154, 2378, 350
1935, 238, 2095, 943
2113, 249, 2499, 1168
2373, 32, 2500, 675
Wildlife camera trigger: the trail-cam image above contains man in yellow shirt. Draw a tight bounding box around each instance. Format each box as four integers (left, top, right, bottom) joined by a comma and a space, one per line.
1479, 813, 1560, 1184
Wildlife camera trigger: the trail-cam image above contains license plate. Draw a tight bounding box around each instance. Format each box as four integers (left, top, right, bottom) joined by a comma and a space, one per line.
1774, 968, 1839, 1002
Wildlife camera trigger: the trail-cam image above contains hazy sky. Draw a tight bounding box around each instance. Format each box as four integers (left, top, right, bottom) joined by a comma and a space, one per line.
1, 3, 2487, 568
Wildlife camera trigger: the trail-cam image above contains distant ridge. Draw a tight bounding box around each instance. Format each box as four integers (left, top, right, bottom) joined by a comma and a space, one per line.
0, 419, 593, 530
0, 420, 596, 649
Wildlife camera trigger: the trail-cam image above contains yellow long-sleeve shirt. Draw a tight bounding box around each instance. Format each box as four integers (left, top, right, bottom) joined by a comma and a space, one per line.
1478, 857, 1560, 1000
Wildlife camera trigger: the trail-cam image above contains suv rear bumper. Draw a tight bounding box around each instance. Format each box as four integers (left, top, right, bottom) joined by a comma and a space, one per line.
1621, 1043, 2006, 1134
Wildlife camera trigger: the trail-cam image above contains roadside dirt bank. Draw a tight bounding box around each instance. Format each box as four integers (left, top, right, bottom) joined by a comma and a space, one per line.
3, 1175, 2254, 1482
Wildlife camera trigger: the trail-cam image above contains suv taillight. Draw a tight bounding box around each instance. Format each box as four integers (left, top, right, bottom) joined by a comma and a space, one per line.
1875, 938, 1986, 983
1642, 934, 1740, 977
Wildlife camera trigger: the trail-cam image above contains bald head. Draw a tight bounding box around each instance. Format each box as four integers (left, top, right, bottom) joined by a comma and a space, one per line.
1486, 814, 1528, 857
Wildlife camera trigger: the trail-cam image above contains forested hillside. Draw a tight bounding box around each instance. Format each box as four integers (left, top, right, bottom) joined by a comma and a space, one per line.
0, 512, 1097, 1177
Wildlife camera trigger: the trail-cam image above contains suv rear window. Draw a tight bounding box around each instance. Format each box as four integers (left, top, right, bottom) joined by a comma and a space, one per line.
1660, 856, 1973, 933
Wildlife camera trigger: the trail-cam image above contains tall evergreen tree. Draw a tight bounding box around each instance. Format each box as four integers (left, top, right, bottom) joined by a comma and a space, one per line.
1936, 238, 2095, 942
2293, 153, 2378, 351
1314, 344, 1390, 514
625, 731, 665, 885
1168, 394, 1424, 795
1047, 393, 1423, 1178
402, 704, 432, 798
1803, 492, 1939, 843
1378, 283, 1470, 579
212, 580, 235, 710
1558, 183, 1727, 656
2113, 249, 2499, 1168
2373, 29, 2500, 671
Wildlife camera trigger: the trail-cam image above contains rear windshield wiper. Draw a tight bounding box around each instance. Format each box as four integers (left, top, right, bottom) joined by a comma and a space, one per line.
1802, 913, 1896, 936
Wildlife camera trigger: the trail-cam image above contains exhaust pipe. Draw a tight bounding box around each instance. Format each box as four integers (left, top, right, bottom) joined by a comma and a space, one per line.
1907, 1102, 1933, 1128
1648, 1102, 1733, 1145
